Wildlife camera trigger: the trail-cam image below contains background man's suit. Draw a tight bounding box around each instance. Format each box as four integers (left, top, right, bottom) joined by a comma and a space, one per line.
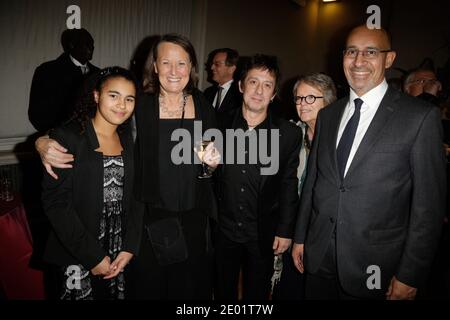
295, 86, 446, 298
28, 53, 99, 133
203, 81, 242, 114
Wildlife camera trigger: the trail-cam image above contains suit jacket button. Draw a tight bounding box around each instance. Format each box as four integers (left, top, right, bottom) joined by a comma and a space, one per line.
339, 187, 346, 192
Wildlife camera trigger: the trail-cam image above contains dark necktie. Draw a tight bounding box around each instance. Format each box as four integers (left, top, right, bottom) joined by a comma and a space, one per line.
214, 86, 223, 109
336, 98, 363, 179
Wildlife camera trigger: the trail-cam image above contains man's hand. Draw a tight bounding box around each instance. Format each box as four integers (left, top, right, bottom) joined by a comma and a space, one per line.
35, 135, 74, 179
199, 142, 221, 169
272, 236, 292, 255
292, 243, 305, 273
386, 276, 417, 300
91, 256, 111, 276
104, 251, 133, 279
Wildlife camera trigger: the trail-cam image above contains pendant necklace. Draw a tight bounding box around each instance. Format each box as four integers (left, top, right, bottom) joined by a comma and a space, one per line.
159, 94, 187, 117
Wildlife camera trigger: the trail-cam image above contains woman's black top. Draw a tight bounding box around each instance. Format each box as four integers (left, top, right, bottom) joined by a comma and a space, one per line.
157, 118, 197, 211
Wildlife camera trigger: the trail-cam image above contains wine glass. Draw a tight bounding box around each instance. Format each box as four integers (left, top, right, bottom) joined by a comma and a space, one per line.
195, 140, 213, 179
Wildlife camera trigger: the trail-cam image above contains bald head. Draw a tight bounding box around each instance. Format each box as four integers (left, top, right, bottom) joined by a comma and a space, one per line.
347, 25, 392, 49
343, 25, 396, 96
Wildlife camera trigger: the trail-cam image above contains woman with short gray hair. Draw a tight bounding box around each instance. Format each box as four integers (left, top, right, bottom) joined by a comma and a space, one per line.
273, 72, 336, 300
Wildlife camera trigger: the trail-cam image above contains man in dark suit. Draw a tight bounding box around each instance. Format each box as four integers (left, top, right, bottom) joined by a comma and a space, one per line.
292, 25, 446, 300
214, 54, 302, 299
28, 28, 99, 133
203, 48, 242, 114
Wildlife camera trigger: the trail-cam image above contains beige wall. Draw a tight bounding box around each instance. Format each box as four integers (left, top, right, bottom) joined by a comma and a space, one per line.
202, 0, 449, 94
202, 0, 365, 90
0, 0, 192, 149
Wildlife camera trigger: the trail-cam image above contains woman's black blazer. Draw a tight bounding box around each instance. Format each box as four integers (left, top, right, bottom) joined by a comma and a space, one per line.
41, 120, 141, 270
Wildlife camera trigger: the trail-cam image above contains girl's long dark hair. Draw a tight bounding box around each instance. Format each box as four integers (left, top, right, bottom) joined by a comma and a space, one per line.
71, 66, 138, 134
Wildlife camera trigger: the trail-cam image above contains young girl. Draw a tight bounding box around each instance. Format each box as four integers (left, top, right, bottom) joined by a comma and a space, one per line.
41, 67, 141, 300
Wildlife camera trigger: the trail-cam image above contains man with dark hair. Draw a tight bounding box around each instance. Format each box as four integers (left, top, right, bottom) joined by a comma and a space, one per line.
204, 48, 242, 114
214, 54, 302, 300
292, 25, 446, 300
29, 28, 99, 133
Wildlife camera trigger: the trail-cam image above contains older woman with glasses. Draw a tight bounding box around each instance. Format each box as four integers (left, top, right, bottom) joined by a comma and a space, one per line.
273, 72, 336, 300
293, 73, 337, 183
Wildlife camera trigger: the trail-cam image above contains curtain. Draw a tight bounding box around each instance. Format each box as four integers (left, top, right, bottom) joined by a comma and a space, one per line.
0, 0, 192, 139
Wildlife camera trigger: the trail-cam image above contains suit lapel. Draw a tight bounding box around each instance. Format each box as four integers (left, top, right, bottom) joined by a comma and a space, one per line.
85, 119, 100, 151
219, 82, 241, 112
327, 99, 348, 185
344, 87, 399, 180
219, 83, 236, 110
206, 86, 218, 104
220, 89, 232, 110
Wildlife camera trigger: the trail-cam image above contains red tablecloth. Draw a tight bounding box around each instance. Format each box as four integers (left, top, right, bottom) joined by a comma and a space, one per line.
0, 195, 45, 299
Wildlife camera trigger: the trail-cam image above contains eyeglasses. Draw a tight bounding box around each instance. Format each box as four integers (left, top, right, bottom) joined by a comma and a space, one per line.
294, 95, 324, 105
212, 61, 227, 67
343, 48, 392, 59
